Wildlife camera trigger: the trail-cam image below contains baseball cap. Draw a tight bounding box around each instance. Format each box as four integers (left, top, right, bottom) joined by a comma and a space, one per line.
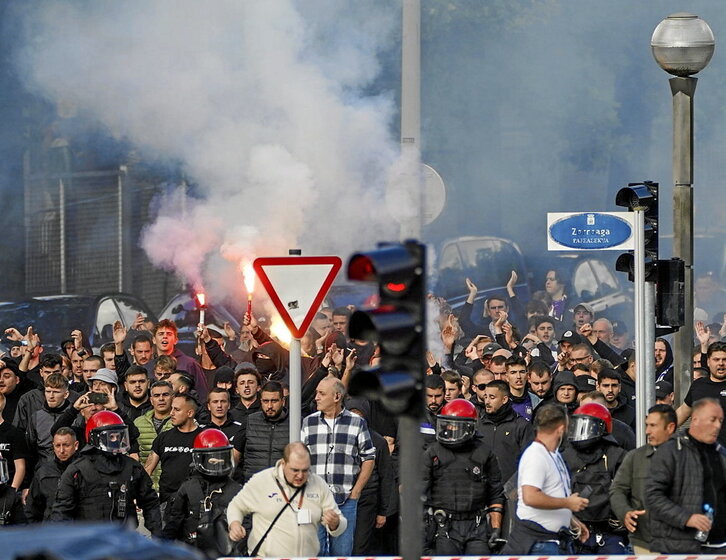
482, 343, 502, 356
655, 381, 674, 399
574, 375, 596, 393
612, 320, 628, 336
558, 330, 582, 346
573, 302, 594, 315
88, 368, 118, 387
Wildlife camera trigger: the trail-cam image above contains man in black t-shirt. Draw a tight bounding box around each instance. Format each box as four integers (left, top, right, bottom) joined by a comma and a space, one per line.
0, 392, 30, 490
144, 393, 203, 503
676, 340, 726, 446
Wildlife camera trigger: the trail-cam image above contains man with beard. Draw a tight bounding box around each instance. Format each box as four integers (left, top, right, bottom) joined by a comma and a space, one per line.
527, 360, 553, 401
25, 427, 78, 521
227, 442, 345, 557
596, 369, 635, 431
0, 360, 32, 426
479, 380, 533, 483
51, 410, 161, 534
229, 367, 262, 424
654, 338, 674, 384
145, 393, 204, 505
120, 366, 151, 421
676, 341, 726, 446
505, 357, 539, 421
421, 375, 445, 446
562, 403, 627, 553
232, 381, 289, 484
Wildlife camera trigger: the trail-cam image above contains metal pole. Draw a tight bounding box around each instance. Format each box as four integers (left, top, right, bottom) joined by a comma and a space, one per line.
59, 179, 66, 294
398, 415, 423, 560
117, 170, 123, 292
634, 209, 647, 447
400, 0, 422, 240
644, 282, 656, 415
671, 76, 697, 405
289, 337, 302, 443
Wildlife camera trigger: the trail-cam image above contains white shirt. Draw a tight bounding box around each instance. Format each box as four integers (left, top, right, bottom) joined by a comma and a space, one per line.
516, 440, 572, 532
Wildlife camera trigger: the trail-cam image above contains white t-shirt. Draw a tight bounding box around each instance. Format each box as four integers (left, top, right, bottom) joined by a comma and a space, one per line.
516, 440, 572, 532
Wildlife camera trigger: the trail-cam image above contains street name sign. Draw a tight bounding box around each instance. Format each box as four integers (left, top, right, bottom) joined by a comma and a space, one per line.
547, 212, 635, 251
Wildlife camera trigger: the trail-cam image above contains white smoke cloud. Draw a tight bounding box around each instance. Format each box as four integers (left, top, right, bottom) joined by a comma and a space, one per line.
14, 0, 401, 297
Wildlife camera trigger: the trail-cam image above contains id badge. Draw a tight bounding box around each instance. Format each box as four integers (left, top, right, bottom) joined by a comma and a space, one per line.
297, 508, 312, 525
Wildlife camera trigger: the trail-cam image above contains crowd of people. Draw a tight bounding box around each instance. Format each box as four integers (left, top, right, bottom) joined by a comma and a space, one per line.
0, 267, 724, 558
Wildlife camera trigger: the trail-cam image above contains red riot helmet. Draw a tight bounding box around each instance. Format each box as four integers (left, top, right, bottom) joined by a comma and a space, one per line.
568, 402, 612, 448
436, 399, 477, 446
192, 429, 233, 477
85, 410, 130, 454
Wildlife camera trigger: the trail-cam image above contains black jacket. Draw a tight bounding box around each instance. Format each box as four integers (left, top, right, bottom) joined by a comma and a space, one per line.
50, 447, 161, 535
609, 393, 636, 431
162, 471, 241, 556
646, 434, 726, 553
477, 402, 533, 482
25, 454, 75, 522
233, 409, 289, 483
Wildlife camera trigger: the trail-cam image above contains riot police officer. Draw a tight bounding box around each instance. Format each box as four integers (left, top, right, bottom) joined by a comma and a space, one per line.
50, 410, 161, 535
562, 402, 627, 553
423, 398, 504, 555
163, 428, 242, 557
0, 453, 26, 525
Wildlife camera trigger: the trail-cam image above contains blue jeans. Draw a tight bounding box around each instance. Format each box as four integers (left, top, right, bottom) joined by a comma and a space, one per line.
318, 498, 357, 556
530, 539, 574, 555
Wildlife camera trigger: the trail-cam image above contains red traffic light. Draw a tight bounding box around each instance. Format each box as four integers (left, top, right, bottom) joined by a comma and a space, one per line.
348, 255, 377, 282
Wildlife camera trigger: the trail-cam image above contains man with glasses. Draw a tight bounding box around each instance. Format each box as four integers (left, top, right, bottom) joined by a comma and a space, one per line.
133, 380, 174, 490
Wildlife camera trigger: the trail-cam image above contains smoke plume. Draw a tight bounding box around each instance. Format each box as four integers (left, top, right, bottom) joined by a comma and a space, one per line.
12, 0, 401, 296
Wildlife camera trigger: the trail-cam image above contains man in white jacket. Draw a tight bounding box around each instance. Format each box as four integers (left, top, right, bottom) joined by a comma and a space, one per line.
227, 441, 346, 557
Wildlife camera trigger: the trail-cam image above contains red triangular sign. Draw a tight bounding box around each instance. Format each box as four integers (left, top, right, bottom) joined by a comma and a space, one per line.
253, 256, 342, 339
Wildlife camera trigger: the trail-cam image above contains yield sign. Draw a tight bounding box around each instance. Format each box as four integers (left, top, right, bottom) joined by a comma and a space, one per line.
253, 256, 342, 338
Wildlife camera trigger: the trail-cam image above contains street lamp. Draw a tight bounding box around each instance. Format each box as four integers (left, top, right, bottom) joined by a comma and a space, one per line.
651, 13, 714, 404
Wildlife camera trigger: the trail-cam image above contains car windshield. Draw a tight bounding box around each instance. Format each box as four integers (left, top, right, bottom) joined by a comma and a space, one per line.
0, 300, 93, 349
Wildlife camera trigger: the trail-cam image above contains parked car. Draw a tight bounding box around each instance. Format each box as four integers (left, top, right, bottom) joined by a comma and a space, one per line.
435, 236, 532, 321
0, 293, 157, 353
158, 292, 242, 357
526, 253, 633, 322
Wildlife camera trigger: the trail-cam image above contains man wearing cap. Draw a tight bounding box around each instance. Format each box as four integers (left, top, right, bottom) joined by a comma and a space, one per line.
610, 321, 631, 352
556, 331, 584, 372
572, 303, 595, 331
655, 381, 674, 406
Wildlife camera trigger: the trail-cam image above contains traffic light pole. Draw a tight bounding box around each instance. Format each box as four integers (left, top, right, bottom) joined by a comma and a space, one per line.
399, 414, 423, 560
634, 209, 648, 447
644, 282, 656, 417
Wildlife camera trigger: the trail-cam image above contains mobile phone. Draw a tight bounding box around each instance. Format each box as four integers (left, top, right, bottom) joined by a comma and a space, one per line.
88, 392, 109, 405
579, 485, 593, 499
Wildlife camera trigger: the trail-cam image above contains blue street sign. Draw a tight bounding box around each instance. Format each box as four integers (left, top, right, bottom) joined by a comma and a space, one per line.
547, 212, 634, 251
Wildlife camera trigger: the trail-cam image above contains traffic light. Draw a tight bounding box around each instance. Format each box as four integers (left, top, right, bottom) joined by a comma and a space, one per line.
346, 240, 426, 416
615, 181, 658, 282
656, 258, 685, 330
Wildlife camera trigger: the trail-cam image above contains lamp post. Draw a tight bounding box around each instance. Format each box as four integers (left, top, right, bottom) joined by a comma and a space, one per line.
651, 13, 714, 404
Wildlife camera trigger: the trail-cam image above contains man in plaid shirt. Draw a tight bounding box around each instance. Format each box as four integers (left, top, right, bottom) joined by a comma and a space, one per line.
301, 376, 376, 556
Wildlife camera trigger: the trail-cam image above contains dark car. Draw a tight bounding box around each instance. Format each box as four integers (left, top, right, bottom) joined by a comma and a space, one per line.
0, 293, 157, 353
158, 292, 242, 357
435, 236, 532, 318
